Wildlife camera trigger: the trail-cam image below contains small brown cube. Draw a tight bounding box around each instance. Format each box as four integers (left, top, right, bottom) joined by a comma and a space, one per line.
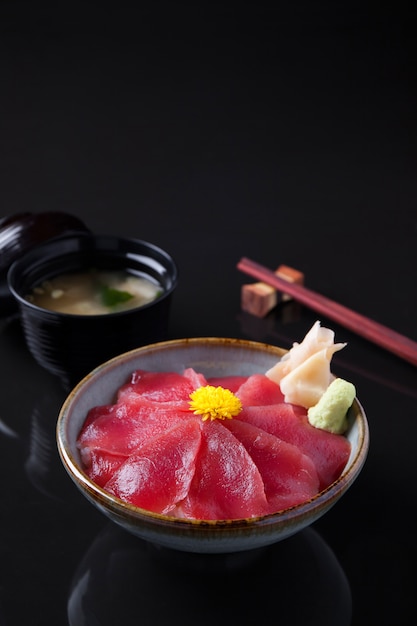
240, 264, 304, 317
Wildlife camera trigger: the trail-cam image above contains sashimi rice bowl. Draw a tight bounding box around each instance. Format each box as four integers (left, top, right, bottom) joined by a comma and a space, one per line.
57, 322, 369, 554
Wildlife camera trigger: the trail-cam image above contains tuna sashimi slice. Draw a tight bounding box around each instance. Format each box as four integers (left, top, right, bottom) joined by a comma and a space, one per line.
239, 404, 351, 490
224, 419, 320, 513
206, 375, 248, 392
77, 402, 189, 457
84, 449, 127, 487
104, 420, 202, 514
178, 420, 269, 520
182, 367, 208, 388
117, 369, 197, 403
236, 374, 285, 406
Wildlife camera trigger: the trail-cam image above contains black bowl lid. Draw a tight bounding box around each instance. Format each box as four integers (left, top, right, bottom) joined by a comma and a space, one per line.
0, 211, 90, 315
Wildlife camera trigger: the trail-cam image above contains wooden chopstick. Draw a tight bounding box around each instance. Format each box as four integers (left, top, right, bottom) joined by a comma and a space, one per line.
237, 257, 417, 368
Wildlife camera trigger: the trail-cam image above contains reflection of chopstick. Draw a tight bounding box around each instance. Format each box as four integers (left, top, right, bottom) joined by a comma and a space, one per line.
237, 257, 417, 368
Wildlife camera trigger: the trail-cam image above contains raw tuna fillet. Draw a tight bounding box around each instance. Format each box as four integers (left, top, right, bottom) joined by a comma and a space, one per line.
236, 373, 285, 405
85, 449, 127, 487
178, 420, 270, 520
105, 419, 202, 514
206, 375, 248, 392
239, 404, 351, 490
183, 367, 208, 388
224, 419, 320, 512
117, 369, 198, 403
78, 401, 189, 460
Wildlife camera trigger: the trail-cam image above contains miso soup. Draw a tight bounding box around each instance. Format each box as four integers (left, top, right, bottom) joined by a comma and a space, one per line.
25, 269, 163, 315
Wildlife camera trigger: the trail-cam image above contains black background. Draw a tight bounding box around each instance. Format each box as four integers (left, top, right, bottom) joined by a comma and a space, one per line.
1, 3, 416, 625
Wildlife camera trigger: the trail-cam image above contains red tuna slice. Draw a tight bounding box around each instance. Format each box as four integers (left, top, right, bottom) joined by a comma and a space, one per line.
84, 449, 127, 487
117, 369, 197, 403
224, 419, 320, 513
77, 401, 190, 458
81, 403, 114, 430
182, 367, 208, 388
178, 420, 269, 520
236, 374, 285, 406
239, 404, 351, 490
104, 419, 202, 514
206, 375, 249, 392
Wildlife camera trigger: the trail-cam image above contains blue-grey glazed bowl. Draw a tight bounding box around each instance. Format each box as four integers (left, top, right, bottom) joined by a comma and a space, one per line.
7, 233, 178, 385
56, 337, 369, 554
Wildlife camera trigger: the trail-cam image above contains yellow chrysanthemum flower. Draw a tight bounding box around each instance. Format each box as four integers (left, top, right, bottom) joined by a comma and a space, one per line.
189, 385, 243, 421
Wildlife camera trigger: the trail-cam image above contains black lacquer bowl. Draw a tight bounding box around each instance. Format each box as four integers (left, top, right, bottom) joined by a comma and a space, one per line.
0, 211, 90, 316
7, 233, 178, 385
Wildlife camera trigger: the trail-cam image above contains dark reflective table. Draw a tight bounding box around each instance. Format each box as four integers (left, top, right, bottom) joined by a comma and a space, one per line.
1, 4, 416, 625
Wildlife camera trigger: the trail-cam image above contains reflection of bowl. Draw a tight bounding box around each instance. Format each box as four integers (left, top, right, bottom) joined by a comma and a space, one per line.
57, 338, 369, 554
68, 524, 352, 625
7, 233, 178, 384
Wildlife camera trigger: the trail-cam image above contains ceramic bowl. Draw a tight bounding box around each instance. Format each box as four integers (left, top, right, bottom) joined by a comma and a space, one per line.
7, 233, 178, 385
56, 337, 369, 554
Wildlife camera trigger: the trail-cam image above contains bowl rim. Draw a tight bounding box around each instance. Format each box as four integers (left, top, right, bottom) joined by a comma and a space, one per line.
56, 337, 369, 529
7, 233, 179, 319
